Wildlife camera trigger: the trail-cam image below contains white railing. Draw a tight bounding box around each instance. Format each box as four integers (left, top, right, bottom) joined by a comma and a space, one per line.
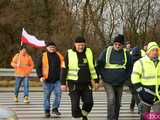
0, 68, 37, 77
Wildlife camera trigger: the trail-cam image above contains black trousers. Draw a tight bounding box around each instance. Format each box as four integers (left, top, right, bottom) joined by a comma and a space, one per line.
68, 83, 93, 118
129, 85, 140, 109
126, 79, 140, 110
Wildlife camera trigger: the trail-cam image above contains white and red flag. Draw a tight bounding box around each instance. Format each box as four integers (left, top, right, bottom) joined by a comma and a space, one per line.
21, 28, 46, 48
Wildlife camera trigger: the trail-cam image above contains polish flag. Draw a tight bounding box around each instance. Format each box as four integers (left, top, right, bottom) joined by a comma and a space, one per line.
21, 28, 46, 48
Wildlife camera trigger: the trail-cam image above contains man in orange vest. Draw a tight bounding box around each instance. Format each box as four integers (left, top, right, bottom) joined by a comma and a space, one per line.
11, 44, 34, 103
36, 41, 64, 118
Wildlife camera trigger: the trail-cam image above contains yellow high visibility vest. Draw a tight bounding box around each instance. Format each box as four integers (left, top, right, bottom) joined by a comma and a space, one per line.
131, 56, 160, 101
105, 46, 127, 69
67, 48, 97, 80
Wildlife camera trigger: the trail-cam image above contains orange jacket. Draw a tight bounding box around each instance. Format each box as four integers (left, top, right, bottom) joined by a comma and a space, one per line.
11, 53, 34, 77
42, 52, 64, 79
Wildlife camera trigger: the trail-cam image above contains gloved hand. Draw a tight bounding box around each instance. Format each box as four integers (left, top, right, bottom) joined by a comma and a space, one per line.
15, 63, 20, 68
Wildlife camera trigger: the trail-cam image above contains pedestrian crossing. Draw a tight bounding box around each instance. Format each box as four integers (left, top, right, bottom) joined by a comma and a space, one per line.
0, 90, 139, 120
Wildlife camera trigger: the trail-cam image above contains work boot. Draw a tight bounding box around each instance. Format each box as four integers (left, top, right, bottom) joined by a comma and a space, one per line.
81, 110, 88, 120
24, 96, 30, 103
13, 96, 18, 102
82, 116, 88, 120
45, 112, 50, 118
52, 108, 61, 115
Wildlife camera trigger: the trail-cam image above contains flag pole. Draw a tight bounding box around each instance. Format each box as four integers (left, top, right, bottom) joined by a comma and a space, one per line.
20, 28, 24, 46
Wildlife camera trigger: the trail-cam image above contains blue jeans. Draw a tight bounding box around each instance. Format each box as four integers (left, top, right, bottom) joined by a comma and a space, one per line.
43, 80, 61, 112
15, 77, 29, 97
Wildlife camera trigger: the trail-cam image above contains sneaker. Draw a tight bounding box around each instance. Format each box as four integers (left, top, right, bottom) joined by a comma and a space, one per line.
45, 112, 50, 118
13, 96, 18, 102
24, 96, 30, 103
82, 116, 88, 120
52, 108, 61, 115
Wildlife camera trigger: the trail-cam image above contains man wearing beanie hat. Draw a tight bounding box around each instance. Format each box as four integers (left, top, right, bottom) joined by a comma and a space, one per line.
11, 44, 34, 104
96, 34, 132, 120
61, 36, 99, 120
36, 41, 64, 118
114, 34, 125, 45
131, 42, 160, 120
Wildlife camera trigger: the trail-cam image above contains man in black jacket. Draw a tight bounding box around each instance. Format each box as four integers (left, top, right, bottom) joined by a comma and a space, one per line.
61, 36, 99, 120
96, 34, 132, 120
36, 41, 64, 118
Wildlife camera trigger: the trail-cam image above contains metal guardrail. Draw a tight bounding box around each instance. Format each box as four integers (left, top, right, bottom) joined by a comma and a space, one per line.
0, 68, 37, 77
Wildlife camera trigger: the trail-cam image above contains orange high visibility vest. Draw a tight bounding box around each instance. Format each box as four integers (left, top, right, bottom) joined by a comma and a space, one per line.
42, 52, 64, 79
11, 53, 34, 76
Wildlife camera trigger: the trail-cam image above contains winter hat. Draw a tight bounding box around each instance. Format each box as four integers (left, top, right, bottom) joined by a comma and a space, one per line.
147, 42, 159, 53
19, 44, 26, 50
74, 36, 86, 43
114, 34, 125, 45
45, 41, 56, 47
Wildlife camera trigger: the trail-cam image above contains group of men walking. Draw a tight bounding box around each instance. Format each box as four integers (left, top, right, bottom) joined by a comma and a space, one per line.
11, 34, 160, 120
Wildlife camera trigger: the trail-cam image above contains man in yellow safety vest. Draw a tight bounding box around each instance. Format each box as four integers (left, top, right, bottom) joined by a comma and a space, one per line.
96, 34, 132, 120
61, 36, 99, 120
131, 42, 160, 120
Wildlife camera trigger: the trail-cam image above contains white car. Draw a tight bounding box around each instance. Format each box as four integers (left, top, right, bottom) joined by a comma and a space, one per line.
0, 106, 18, 120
